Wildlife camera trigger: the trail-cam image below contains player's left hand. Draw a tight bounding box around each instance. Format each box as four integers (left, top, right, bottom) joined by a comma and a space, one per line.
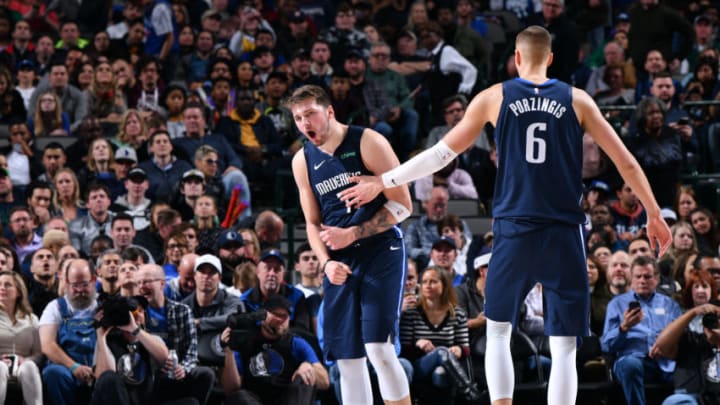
646, 213, 672, 258
338, 175, 385, 209
320, 224, 356, 250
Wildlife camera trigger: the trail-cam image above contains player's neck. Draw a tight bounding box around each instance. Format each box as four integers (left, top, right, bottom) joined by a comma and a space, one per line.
518, 66, 549, 84
318, 120, 347, 154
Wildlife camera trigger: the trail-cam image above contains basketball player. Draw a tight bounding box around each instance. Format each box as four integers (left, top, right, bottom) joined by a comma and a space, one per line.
287, 85, 412, 405
338, 26, 672, 405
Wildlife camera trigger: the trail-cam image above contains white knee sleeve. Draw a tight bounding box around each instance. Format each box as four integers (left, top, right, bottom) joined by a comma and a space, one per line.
548, 336, 578, 405
485, 319, 514, 401
365, 342, 410, 401
337, 358, 373, 405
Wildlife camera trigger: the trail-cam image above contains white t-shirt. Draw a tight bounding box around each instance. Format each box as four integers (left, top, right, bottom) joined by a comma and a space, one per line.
39, 298, 98, 326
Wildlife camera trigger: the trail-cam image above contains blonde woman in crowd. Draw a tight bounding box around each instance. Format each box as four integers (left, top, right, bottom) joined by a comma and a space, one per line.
0, 271, 42, 405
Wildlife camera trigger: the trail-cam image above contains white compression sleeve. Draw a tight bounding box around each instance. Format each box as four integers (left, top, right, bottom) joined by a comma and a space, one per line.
381, 140, 458, 188
365, 342, 410, 401
548, 336, 578, 405
337, 358, 373, 405
485, 319, 514, 401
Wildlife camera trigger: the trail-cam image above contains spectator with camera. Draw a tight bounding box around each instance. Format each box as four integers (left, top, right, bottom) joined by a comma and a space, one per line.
653, 268, 720, 404
601, 255, 682, 405
240, 249, 311, 335
181, 254, 244, 367
90, 295, 188, 405
137, 263, 214, 404
220, 295, 329, 405
39, 258, 98, 405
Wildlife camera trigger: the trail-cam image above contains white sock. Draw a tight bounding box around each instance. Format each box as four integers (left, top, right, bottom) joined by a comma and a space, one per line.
365, 342, 410, 401
548, 336, 577, 405
337, 357, 373, 405
485, 319, 514, 401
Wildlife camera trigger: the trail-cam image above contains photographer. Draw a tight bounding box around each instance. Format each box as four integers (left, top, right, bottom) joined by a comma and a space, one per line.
653, 269, 720, 404
90, 296, 176, 405
220, 295, 329, 405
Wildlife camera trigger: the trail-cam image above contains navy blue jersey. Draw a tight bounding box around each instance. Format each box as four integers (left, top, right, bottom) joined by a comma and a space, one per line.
304, 125, 387, 230
492, 78, 585, 224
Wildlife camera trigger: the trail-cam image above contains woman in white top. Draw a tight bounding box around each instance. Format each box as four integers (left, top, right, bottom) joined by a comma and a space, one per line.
0, 271, 42, 405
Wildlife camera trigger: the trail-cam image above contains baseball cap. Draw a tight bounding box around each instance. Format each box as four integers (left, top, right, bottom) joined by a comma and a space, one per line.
293, 48, 310, 60
397, 30, 417, 41
264, 294, 292, 313
127, 167, 147, 182
115, 146, 137, 163
201, 9, 222, 21
589, 180, 610, 195
432, 236, 457, 250
346, 48, 365, 60
18, 59, 35, 71
182, 169, 205, 183
616, 13, 630, 23
661, 208, 678, 221
260, 248, 285, 264
289, 10, 307, 23
695, 14, 713, 25
473, 253, 491, 270
218, 229, 244, 248
194, 254, 222, 273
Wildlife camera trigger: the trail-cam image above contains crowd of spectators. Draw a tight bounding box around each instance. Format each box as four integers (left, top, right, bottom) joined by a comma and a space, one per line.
0, 0, 720, 404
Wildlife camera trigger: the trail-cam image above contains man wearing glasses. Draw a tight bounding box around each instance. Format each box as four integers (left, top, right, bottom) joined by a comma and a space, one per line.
9, 206, 42, 263
137, 263, 214, 404
38, 259, 98, 405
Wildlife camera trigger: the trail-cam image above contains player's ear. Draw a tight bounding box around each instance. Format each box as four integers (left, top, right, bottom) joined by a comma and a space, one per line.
327, 104, 335, 120
546, 52, 554, 68
514, 49, 521, 68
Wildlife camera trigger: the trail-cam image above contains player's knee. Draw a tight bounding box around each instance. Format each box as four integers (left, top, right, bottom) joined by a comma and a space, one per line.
364, 342, 396, 369
486, 319, 512, 339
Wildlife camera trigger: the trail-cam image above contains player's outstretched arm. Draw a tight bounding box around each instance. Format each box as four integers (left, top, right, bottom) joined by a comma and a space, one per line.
339, 84, 502, 208
318, 130, 413, 250
573, 88, 672, 256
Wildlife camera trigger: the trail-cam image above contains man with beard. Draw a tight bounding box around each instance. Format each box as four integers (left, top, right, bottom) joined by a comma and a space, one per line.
607, 251, 632, 296
96, 249, 123, 300
610, 182, 647, 243
221, 295, 329, 405
39, 258, 98, 405
26, 247, 59, 316
218, 230, 248, 287
9, 206, 42, 264
182, 254, 243, 367
240, 250, 311, 335
138, 263, 215, 404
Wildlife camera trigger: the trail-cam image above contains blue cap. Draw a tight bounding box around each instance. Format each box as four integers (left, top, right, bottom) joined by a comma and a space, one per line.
589, 180, 610, 194
260, 249, 285, 264
17, 59, 35, 71
218, 230, 244, 248
432, 236, 457, 250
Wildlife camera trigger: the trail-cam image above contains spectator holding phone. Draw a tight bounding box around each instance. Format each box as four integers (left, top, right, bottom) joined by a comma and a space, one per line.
601, 255, 682, 405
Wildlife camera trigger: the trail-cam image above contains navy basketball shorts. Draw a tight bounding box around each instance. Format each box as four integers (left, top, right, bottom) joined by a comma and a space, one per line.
322, 231, 406, 360
484, 218, 590, 337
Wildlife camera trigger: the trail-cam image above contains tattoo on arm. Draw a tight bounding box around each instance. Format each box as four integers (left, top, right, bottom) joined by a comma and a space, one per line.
353, 208, 394, 240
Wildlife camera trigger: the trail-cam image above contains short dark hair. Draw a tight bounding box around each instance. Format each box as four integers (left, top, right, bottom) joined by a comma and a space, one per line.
86, 182, 111, 201
111, 212, 135, 229
630, 255, 658, 275
294, 242, 313, 260
43, 142, 66, 153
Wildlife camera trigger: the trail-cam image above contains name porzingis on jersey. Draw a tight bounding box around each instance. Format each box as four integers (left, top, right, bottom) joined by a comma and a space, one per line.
508, 96, 567, 118
315, 171, 362, 196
